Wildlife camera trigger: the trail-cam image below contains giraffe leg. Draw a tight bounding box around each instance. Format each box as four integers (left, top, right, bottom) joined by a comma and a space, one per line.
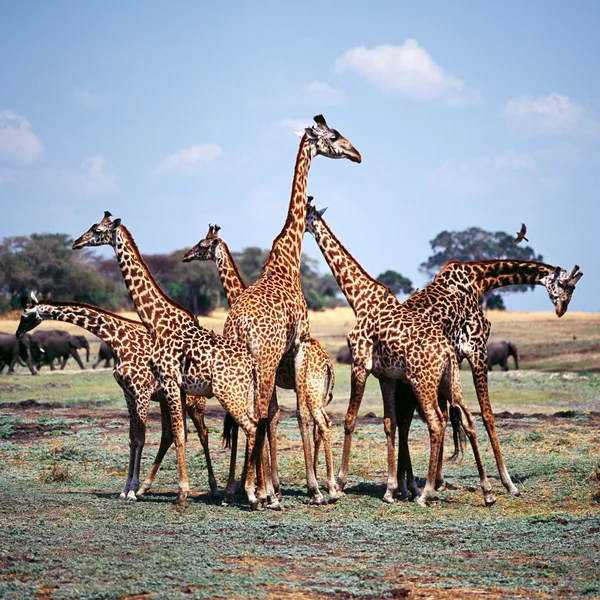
469, 356, 520, 496
158, 376, 189, 506
186, 395, 218, 496
416, 391, 447, 507
395, 382, 419, 500
337, 363, 369, 491
379, 377, 399, 503
266, 390, 281, 499
435, 390, 448, 492
294, 342, 325, 504
138, 391, 173, 497
120, 388, 148, 501
223, 418, 239, 506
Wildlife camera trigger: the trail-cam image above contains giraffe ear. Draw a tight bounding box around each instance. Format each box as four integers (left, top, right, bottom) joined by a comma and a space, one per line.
30, 291, 39, 306
112, 218, 122, 229
294, 131, 304, 138
211, 238, 220, 248
317, 207, 328, 218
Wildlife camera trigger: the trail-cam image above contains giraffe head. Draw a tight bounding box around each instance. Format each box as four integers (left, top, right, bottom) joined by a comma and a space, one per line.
16, 292, 42, 339
305, 196, 328, 235
540, 264, 583, 317
182, 224, 222, 263
301, 115, 362, 163
72, 211, 121, 250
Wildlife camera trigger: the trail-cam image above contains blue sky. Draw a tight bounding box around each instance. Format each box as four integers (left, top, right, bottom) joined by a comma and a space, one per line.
1, 1, 598, 312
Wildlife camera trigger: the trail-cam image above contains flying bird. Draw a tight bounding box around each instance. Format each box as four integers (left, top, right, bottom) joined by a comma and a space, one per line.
513, 223, 529, 244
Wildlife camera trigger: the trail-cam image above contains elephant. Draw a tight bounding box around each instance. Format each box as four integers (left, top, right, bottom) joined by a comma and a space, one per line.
32, 330, 85, 371
335, 345, 353, 365
487, 340, 519, 371
0, 332, 40, 375
93, 340, 117, 369
59, 334, 90, 367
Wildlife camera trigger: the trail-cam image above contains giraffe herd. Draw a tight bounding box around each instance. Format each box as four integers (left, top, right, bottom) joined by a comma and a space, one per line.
16, 115, 583, 511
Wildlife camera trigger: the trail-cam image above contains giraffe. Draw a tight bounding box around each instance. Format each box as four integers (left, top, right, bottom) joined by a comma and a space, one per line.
72, 212, 267, 509
304, 200, 495, 505
220, 115, 361, 505
182, 223, 339, 504
15, 296, 217, 501
396, 257, 583, 495
306, 200, 583, 500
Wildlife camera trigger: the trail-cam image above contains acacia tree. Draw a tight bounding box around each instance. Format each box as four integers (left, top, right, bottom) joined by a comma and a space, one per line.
0, 234, 124, 313
420, 227, 544, 309
376, 270, 414, 297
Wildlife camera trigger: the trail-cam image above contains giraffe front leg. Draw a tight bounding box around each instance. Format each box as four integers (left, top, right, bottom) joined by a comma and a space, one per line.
186, 395, 218, 496
120, 388, 148, 502
470, 355, 520, 496
267, 390, 281, 500
138, 391, 173, 498
159, 377, 189, 506
416, 395, 447, 507
337, 362, 370, 492
295, 342, 325, 505
379, 377, 399, 503
395, 382, 419, 500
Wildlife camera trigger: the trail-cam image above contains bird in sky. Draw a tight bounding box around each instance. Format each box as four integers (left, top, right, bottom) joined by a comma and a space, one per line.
513, 223, 529, 244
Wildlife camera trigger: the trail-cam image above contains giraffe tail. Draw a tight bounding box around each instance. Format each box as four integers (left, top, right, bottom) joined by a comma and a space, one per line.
447, 351, 467, 461
222, 413, 236, 449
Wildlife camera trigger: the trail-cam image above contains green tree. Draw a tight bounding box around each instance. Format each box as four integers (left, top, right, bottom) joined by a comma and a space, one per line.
0, 234, 124, 313
420, 227, 544, 309
376, 270, 414, 297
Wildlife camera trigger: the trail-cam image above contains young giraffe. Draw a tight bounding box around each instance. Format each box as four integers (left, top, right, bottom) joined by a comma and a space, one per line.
306, 200, 583, 500
72, 212, 267, 509
182, 223, 339, 504
304, 200, 495, 505
395, 257, 583, 495
221, 115, 361, 505
15, 296, 217, 501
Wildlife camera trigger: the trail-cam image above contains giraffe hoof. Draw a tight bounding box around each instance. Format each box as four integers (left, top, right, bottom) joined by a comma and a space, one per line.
416, 496, 429, 507
435, 482, 446, 492
484, 494, 497, 507
266, 499, 282, 511
126, 490, 138, 502
510, 488, 522, 497
118, 492, 127, 500
328, 491, 344, 504
382, 493, 395, 504
309, 495, 326, 506
250, 500, 264, 512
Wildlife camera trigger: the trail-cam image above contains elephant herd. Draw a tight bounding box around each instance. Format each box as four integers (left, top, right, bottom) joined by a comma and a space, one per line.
0, 329, 115, 375
336, 340, 519, 371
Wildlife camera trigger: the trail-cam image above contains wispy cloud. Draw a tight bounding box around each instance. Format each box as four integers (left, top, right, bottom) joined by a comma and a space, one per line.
503, 92, 589, 135
434, 150, 535, 198
79, 155, 115, 195
304, 80, 345, 106
155, 144, 223, 175
0, 109, 44, 164
68, 87, 102, 110
334, 40, 481, 107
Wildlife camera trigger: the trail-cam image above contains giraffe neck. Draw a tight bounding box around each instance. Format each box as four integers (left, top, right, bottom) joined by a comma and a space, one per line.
214, 241, 247, 306
34, 301, 144, 348
309, 216, 386, 313
437, 260, 555, 296
113, 226, 190, 337
263, 135, 312, 279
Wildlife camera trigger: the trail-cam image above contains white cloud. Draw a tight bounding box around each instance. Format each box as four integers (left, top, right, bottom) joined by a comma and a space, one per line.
503, 93, 584, 134
304, 80, 345, 106
434, 151, 535, 198
79, 155, 115, 196
0, 109, 44, 164
334, 40, 480, 107
156, 144, 223, 175
69, 87, 102, 109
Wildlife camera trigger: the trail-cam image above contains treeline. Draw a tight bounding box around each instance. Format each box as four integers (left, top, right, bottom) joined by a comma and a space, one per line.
0, 226, 541, 315
0, 234, 351, 315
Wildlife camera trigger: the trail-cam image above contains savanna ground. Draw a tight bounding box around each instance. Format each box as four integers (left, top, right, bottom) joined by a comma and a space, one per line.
1, 308, 599, 599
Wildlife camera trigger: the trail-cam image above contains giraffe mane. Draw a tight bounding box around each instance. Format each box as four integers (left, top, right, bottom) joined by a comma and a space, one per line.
119, 225, 201, 324
33, 299, 146, 328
